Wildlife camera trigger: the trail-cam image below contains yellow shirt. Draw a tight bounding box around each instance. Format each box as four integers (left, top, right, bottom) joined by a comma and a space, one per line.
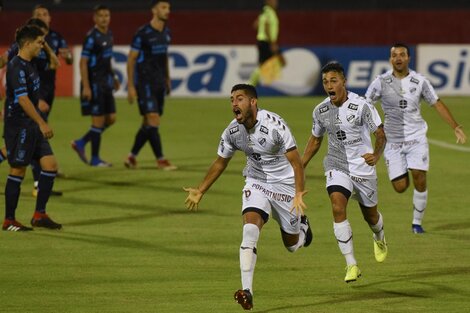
256, 5, 279, 42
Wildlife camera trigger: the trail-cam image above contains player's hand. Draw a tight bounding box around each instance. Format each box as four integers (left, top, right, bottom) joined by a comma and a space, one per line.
183, 187, 203, 211
455, 125, 467, 144
290, 190, 308, 217
127, 85, 137, 104
113, 78, 121, 92
165, 78, 171, 95
362, 153, 378, 166
38, 100, 50, 113
39, 123, 53, 139
82, 86, 92, 101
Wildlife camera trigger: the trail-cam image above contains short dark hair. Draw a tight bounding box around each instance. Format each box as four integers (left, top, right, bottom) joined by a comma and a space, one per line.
93, 4, 110, 13
32, 4, 48, 12
26, 18, 48, 31
231, 84, 258, 98
15, 24, 44, 48
321, 61, 345, 77
151, 0, 170, 7
392, 43, 411, 57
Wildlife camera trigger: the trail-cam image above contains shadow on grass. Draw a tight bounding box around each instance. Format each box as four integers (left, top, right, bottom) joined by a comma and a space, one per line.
255, 266, 470, 312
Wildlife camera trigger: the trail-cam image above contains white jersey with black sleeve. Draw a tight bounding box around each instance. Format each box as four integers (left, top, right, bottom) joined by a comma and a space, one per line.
218, 109, 297, 185
365, 69, 439, 143
312, 92, 382, 178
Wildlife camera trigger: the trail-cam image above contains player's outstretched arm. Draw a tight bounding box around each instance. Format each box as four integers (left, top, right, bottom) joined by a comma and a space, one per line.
434, 100, 467, 144
285, 148, 307, 217
184, 156, 231, 211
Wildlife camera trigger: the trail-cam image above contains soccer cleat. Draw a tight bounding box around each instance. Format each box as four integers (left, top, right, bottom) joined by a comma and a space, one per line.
2, 219, 33, 232
412, 224, 425, 234
31, 212, 62, 230
344, 265, 361, 283
234, 289, 253, 310
157, 159, 177, 171
71, 140, 88, 164
90, 158, 113, 167
32, 187, 63, 198
373, 237, 388, 263
124, 154, 137, 169
300, 215, 313, 247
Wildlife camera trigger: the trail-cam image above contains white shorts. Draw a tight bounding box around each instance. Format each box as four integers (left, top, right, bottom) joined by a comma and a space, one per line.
325, 170, 378, 207
384, 136, 429, 180
242, 179, 300, 235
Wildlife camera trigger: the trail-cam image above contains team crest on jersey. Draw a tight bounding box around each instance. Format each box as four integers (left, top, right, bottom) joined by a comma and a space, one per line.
410, 87, 417, 94
410, 77, 419, 85
260, 125, 269, 135
346, 114, 355, 123
319, 106, 329, 114
348, 103, 358, 111
399, 99, 408, 109
384, 76, 393, 84
258, 137, 267, 146
229, 125, 239, 135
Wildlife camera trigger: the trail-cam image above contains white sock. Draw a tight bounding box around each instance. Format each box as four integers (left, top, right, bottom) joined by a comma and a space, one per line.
413, 189, 427, 225
334, 220, 356, 266
286, 226, 306, 253
240, 223, 260, 294
369, 212, 384, 241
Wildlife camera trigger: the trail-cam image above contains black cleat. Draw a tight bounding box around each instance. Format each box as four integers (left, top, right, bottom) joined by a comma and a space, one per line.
234, 289, 253, 310
2, 219, 33, 232
301, 215, 313, 247
31, 213, 62, 230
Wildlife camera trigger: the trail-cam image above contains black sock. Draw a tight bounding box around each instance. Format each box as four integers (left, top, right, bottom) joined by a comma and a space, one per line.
5, 175, 23, 220
81, 126, 95, 144
31, 159, 41, 183
90, 127, 104, 159
147, 126, 163, 159
35, 171, 57, 214
131, 126, 148, 156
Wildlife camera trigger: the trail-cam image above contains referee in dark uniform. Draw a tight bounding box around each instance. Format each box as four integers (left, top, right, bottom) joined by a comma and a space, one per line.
2, 25, 62, 231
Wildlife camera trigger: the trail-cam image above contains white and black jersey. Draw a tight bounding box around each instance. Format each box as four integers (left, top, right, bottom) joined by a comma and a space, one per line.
365, 69, 439, 143
218, 109, 297, 185
312, 92, 382, 178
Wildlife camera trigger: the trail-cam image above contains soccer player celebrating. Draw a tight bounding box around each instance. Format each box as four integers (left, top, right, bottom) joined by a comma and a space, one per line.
72, 5, 119, 167
366, 43, 467, 234
302, 62, 387, 283
184, 84, 312, 310
3, 25, 62, 231
124, 0, 176, 170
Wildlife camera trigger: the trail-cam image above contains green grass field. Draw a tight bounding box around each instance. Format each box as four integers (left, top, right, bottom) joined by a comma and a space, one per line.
0, 96, 469, 313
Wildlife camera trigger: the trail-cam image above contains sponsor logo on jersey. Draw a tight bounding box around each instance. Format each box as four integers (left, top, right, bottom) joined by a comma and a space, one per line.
219, 139, 225, 153
290, 217, 298, 226
334, 114, 342, 125
319, 106, 329, 114
350, 175, 368, 183
410, 77, 419, 85
260, 125, 269, 134
410, 87, 417, 94
399, 99, 408, 109
229, 125, 239, 135
384, 76, 393, 84
348, 103, 358, 110
336, 130, 347, 141
251, 153, 262, 161
346, 114, 355, 123
244, 189, 251, 199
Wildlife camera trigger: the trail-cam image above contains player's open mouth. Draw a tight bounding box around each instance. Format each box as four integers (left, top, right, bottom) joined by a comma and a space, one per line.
233, 109, 242, 118
328, 91, 336, 96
